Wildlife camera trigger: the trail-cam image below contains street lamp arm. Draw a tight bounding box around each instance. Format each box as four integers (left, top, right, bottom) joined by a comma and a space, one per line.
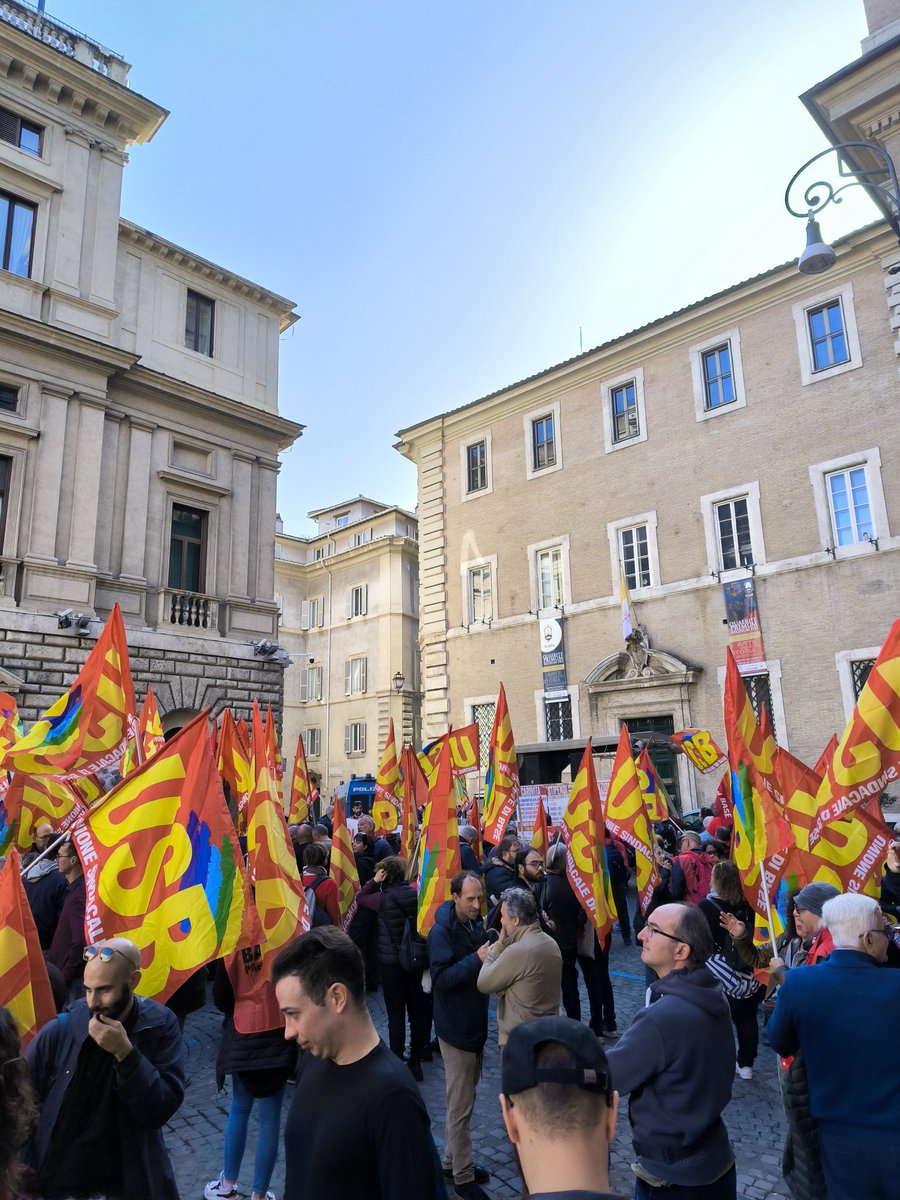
784, 141, 900, 239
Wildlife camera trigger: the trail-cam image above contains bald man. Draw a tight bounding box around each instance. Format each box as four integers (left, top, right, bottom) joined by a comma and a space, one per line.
25, 937, 185, 1200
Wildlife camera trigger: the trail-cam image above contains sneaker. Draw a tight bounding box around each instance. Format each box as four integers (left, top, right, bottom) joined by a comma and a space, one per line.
737, 1065, 753, 1080
443, 1165, 490, 1185
455, 1183, 490, 1200
205, 1175, 239, 1200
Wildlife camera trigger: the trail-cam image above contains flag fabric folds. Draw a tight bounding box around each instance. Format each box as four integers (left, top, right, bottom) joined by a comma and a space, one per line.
671, 729, 727, 776
418, 724, 480, 784
398, 744, 422, 866
247, 702, 309, 970
482, 685, 520, 845
329, 797, 360, 931
76, 712, 257, 1002
635, 747, 670, 824
373, 718, 402, 835
605, 727, 660, 917
0, 848, 56, 1047
2, 604, 136, 781
3, 774, 89, 851
217, 708, 252, 835
287, 733, 311, 825
530, 792, 549, 862
561, 740, 616, 941
417, 738, 462, 936
122, 687, 166, 776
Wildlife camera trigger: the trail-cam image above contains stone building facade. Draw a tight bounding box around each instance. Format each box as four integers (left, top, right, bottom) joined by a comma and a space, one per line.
397, 0, 900, 817
0, 3, 300, 728
275, 497, 419, 794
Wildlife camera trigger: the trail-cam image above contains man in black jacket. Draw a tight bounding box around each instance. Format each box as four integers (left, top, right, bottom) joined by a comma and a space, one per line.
484, 835, 521, 908
427, 870, 492, 1200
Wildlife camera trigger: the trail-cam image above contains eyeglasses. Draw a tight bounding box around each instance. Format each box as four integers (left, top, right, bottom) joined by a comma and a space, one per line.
645, 923, 689, 948
83, 945, 136, 967
525, 858, 543, 868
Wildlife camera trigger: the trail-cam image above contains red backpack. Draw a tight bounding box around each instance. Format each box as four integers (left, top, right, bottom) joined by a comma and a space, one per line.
677, 851, 713, 905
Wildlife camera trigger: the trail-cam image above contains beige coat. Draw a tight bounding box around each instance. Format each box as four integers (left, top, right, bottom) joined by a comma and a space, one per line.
477, 923, 562, 1045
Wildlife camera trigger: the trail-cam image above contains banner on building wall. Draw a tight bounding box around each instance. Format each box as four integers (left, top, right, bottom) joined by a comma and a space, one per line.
722, 578, 766, 675
518, 783, 570, 836
539, 618, 568, 699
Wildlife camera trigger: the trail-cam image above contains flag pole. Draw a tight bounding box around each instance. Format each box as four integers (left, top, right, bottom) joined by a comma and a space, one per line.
761, 858, 778, 960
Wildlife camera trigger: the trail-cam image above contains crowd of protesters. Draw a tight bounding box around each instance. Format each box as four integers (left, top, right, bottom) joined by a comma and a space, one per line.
3, 799, 900, 1200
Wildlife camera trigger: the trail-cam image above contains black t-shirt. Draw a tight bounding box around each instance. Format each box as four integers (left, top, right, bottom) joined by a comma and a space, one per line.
283, 1038, 442, 1200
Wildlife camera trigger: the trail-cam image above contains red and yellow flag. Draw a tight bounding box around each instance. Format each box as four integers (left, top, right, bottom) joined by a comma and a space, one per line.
287, 733, 311, 825
4, 774, 89, 850
812, 619, 900, 830
373, 718, 402, 835
530, 792, 550, 862
2, 605, 136, 780
482, 685, 520, 845
813, 734, 838, 780
418, 724, 480, 784
671, 728, 727, 776
0, 848, 56, 1047
417, 738, 462, 935
263, 705, 285, 815
0, 690, 22, 747
217, 708, 252, 835
605, 727, 660, 917
635, 747, 670, 824
399, 744, 422, 865
122, 687, 166, 776
247, 702, 309, 969
75, 712, 258, 1002
561, 741, 616, 941
329, 797, 360, 931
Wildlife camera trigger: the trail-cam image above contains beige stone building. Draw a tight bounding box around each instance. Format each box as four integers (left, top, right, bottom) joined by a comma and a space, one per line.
0, 3, 300, 727
275, 498, 419, 794
397, 2, 900, 810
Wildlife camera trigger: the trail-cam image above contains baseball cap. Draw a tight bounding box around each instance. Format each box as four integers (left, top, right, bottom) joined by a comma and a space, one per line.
501, 1016, 610, 1096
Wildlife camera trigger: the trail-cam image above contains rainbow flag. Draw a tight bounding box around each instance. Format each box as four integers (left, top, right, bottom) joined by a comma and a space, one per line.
0, 848, 56, 1047
122, 687, 166, 776
482, 684, 520, 845
373, 718, 402, 835
417, 738, 461, 935
605, 727, 660, 917
329, 797, 360, 930
561, 741, 616, 941
76, 712, 258, 1002
635, 747, 670, 823
287, 733, 311, 825
2, 605, 136, 780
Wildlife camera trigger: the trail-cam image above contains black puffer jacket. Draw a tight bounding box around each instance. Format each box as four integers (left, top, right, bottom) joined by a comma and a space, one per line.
484, 859, 518, 906
542, 870, 584, 952
212, 959, 297, 1092
358, 881, 418, 966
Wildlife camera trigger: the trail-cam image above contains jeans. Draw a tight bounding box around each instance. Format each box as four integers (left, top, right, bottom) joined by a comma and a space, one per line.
223, 1075, 286, 1196
818, 1123, 899, 1200
381, 962, 429, 1064
728, 990, 763, 1068
634, 1164, 736, 1199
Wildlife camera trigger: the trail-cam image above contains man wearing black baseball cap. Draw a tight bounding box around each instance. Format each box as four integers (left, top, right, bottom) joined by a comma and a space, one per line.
499, 1016, 627, 1199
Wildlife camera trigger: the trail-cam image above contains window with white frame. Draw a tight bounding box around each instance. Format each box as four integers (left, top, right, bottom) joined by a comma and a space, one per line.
531, 413, 556, 470
300, 665, 323, 703
351, 529, 371, 547
545, 697, 573, 742
345, 721, 366, 754
299, 597, 325, 630
348, 583, 368, 617
472, 701, 496, 765
611, 380, 640, 442
742, 673, 775, 735
313, 543, 332, 561
467, 563, 493, 624
717, 658, 788, 748
690, 329, 746, 422
523, 402, 562, 479
305, 727, 321, 757
345, 656, 367, 695
701, 482, 765, 575
793, 282, 862, 386
619, 524, 651, 590
536, 545, 564, 609
809, 450, 888, 556
466, 440, 487, 492
335, 513, 350, 527
835, 647, 881, 721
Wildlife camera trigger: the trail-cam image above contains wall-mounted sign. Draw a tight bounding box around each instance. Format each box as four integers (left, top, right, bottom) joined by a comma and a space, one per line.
539, 617, 568, 699
722, 578, 766, 675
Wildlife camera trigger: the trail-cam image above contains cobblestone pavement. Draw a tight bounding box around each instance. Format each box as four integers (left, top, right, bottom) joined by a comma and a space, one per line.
167, 932, 791, 1200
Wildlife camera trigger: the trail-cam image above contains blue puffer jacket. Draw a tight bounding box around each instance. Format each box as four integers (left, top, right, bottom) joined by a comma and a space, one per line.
25, 996, 185, 1200
427, 899, 488, 1052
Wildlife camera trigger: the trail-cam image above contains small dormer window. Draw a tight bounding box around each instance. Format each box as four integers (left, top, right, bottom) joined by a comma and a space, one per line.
335, 513, 350, 528
185, 289, 214, 356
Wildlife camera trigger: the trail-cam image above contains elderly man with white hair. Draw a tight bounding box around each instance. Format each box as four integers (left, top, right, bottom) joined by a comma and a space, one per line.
766, 893, 900, 1200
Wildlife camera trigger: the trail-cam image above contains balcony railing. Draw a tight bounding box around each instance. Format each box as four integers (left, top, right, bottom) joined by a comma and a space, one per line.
0, 0, 129, 81
163, 589, 218, 631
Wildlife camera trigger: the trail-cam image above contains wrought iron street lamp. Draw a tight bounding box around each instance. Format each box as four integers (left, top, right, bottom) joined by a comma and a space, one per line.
392, 671, 405, 693
784, 140, 900, 274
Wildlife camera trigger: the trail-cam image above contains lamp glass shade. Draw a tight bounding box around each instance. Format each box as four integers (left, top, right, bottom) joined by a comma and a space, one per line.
798, 217, 836, 275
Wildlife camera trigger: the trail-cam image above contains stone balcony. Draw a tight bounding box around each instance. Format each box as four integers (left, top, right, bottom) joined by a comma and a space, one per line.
0, 0, 130, 82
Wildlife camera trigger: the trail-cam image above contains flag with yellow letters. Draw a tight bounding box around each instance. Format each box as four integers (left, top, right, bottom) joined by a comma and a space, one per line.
561, 740, 616, 941
0, 848, 56, 1047
605, 727, 660, 916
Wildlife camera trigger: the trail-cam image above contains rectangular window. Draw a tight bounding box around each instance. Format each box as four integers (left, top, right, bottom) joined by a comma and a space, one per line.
743, 673, 774, 735
351, 529, 371, 547
808, 300, 849, 371
472, 702, 496, 766
715, 497, 753, 570
827, 467, 874, 546
0, 385, 18, 413
531, 414, 556, 470
0, 191, 35, 278
619, 524, 651, 589
610, 380, 639, 442
167, 503, 206, 592
536, 546, 564, 609
345, 721, 366, 754
305, 727, 321, 757
851, 658, 875, 699
300, 665, 323, 703
335, 513, 350, 527
702, 343, 735, 410
313, 544, 332, 561
345, 656, 367, 695
466, 440, 487, 492
0, 107, 42, 155
348, 584, 368, 617
185, 289, 214, 356
308, 596, 324, 627
545, 698, 573, 742
467, 564, 493, 623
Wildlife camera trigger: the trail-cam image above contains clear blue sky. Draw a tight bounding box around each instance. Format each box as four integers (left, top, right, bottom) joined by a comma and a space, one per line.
52, 0, 875, 535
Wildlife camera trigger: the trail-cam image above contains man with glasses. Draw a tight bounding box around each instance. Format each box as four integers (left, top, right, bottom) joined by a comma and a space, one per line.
22, 821, 68, 949
46, 838, 86, 1002
25, 936, 185, 1200
606, 903, 737, 1199
766, 893, 900, 1200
